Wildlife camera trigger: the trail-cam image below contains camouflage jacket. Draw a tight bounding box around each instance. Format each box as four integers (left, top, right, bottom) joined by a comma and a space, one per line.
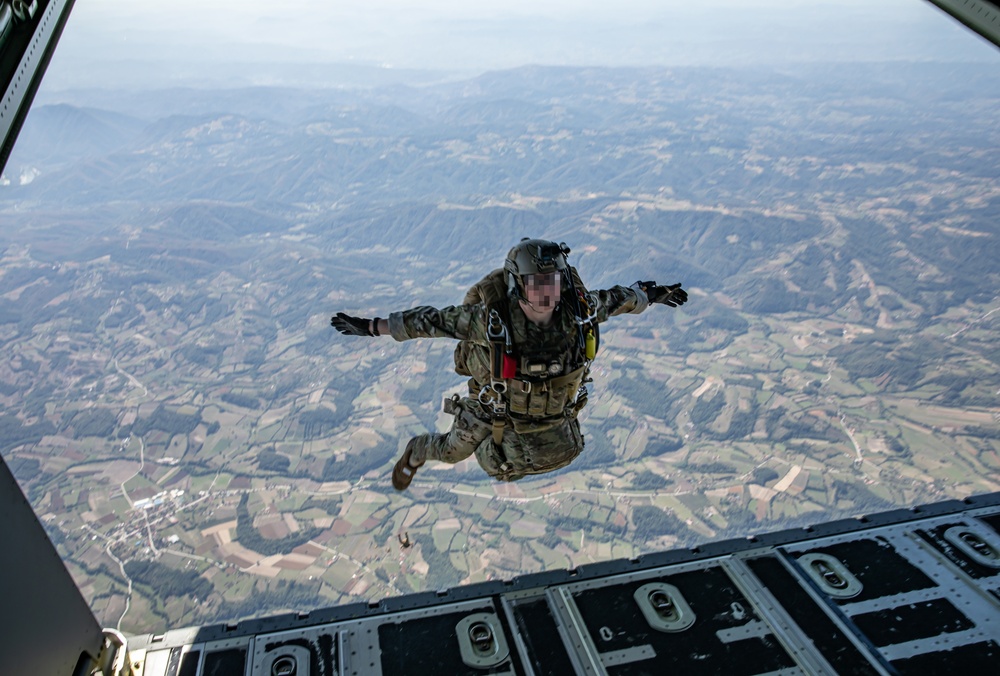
387, 283, 649, 423
386, 283, 649, 346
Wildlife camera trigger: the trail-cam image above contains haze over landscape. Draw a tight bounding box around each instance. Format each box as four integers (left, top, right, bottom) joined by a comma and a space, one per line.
35, 0, 997, 89
1, 1, 998, 634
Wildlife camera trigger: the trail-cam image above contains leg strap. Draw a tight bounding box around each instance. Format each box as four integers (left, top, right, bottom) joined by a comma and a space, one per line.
491, 416, 505, 445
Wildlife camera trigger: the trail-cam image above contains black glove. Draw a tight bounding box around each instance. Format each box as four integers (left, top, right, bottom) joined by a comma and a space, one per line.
638, 281, 688, 307
331, 312, 379, 336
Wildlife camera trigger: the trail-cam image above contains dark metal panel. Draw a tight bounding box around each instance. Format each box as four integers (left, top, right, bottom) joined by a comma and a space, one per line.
916, 522, 1000, 580
782, 518, 1000, 668
924, 0, 1000, 48
0, 452, 104, 675
794, 538, 938, 605
746, 555, 888, 674
505, 594, 577, 675
202, 647, 248, 676
890, 639, 1000, 673
852, 599, 975, 646
536, 559, 837, 675
377, 608, 518, 676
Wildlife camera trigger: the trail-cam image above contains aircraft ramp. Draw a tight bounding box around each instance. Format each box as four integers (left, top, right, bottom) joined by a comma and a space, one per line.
128, 493, 1000, 675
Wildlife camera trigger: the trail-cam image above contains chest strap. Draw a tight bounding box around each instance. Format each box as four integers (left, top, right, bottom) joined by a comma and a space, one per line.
536, 364, 588, 391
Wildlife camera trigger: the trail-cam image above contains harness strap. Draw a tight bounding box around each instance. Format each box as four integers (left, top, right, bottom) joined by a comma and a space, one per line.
538, 364, 588, 391
491, 417, 505, 445
478, 385, 508, 446
475, 273, 590, 453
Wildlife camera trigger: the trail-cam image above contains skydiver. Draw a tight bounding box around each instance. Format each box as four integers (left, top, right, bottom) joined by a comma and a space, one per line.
331, 238, 687, 491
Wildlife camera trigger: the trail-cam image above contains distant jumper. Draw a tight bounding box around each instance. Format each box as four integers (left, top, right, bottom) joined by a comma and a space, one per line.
332, 239, 687, 490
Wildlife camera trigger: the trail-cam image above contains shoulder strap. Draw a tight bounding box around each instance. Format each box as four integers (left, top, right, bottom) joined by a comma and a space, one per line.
464, 268, 508, 307
454, 269, 512, 378
462, 267, 513, 343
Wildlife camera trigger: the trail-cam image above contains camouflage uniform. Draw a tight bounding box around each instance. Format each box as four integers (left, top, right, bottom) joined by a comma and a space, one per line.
387, 284, 649, 481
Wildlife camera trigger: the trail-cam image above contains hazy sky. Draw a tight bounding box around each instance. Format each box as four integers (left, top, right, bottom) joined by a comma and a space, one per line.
42, 0, 997, 89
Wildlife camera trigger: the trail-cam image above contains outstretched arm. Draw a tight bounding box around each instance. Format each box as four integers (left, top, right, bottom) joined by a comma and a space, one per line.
590, 281, 687, 321
332, 305, 486, 343
387, 305, 486, 342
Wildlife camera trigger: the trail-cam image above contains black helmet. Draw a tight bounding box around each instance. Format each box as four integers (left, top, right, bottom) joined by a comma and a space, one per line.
504, 238, 570, 299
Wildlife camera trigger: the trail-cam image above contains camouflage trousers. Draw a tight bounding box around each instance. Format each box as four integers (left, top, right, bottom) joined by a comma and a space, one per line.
406, 396, 584, 482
